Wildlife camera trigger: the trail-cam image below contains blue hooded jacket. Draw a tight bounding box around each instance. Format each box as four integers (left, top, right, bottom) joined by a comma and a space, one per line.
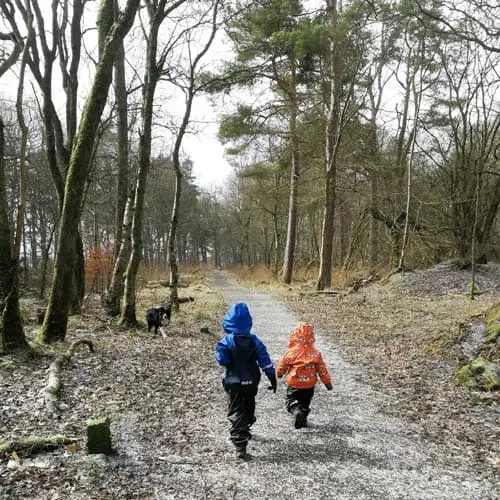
216, 303, 276, 388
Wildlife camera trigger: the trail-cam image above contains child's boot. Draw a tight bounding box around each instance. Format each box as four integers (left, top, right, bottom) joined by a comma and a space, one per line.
235, 444, 249, 460
294, 409, 307, 429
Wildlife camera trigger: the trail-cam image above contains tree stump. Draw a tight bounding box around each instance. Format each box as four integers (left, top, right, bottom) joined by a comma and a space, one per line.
87, 417, 112, 455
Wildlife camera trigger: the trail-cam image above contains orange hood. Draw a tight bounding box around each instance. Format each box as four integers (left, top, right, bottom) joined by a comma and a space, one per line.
288, 322, 315, 347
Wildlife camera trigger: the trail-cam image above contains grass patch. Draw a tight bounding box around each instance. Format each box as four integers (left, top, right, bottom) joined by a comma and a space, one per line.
229, 264, 384, 291
137, 270, 225, 333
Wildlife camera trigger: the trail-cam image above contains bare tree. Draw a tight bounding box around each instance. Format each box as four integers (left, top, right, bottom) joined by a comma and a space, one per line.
0, 19, 21, 79
166, 0, 220, 310
39, 0, 140, 342
0, 0, 31, 352
120, 0, 187, 326
0, 116, 27, 351
112, 39, 129, 263
2, 0, 90, 312
102, 37, 131, 317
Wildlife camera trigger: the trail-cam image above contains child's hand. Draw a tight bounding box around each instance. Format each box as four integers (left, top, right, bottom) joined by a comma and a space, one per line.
325, 383, 333, 391
267, 375, 277, 393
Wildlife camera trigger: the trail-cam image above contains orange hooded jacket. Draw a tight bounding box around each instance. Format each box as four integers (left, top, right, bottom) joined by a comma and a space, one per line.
277, 323, 332, 389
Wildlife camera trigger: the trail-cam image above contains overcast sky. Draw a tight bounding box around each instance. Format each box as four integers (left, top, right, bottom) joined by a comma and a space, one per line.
0, 2, 235, 189
183, 110, 233, 187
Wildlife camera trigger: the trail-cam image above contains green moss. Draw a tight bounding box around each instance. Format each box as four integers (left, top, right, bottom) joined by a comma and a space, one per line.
455, 365, 475, 388
486, 303, 500, 343
455, 356, 500, 391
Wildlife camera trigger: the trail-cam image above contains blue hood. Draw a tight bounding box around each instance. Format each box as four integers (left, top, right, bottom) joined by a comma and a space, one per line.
222, 302, 253, 335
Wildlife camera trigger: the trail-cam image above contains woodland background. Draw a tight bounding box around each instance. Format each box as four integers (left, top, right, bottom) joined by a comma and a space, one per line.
0, 0, 499, 352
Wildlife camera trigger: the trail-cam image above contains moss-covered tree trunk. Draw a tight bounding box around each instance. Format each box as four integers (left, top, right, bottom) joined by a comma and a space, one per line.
120, 130, 153, 326
69, 232, 85, 314
39, 0, 140, 343
0, 118, 27, 351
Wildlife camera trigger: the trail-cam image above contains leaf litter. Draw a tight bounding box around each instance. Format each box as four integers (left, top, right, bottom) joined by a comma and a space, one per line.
0, 267, 499, 499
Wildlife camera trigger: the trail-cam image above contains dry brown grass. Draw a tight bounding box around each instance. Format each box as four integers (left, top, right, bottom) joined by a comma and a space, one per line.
137, 262, 215, 284
265, 267, 500, 461
137, 265, 224, 331
228, 264, 381, 289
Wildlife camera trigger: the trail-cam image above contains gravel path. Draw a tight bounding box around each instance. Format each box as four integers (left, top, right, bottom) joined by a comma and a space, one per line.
204, 271, 496, 500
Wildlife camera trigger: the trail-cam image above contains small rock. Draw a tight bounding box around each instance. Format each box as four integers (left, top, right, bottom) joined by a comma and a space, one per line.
7, 460, 20, 470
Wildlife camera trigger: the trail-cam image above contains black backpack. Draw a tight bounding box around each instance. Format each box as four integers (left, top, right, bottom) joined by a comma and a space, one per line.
223, 335, 261, 391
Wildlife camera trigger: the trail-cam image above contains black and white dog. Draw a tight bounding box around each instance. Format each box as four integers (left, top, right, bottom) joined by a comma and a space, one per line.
146, 305, 171, 334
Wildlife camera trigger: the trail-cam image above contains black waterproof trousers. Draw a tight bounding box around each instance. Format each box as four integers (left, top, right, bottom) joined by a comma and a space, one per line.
225, 387, 258, 449
285, 386, 315, 416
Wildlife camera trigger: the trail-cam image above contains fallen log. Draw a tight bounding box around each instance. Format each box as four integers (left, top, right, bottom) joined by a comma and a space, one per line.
348, 274, 377, 293
44, 339, 95, 416
1, 435, 78, 456
300, 290, 343, 297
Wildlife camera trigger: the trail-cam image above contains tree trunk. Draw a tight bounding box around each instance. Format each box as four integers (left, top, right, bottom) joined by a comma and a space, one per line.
470, 167, 480, 300
0, 16, 31, 351
0, 117, 27, 351
368, 169, 378, 270
69, 231, 85, 314
317, 172, 336, 289
39, 223, 55, 300
282, 58, 299, 284
112, 39, 129, 263
168, 166, 182, 312
29, 213, 38, 270
397, 37, 424, 271
44, 339, 94, 415
120, 11, 161, 327
104, 188, 133, 316
391, 57, 415, 266
168, 80, 196, 311
317, 0, 342, 290
40, 0, 140, 342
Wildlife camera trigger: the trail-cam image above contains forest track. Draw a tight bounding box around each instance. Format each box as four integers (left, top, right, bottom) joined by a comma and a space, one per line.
204, 271, 496, 499
1, 271, 496, 499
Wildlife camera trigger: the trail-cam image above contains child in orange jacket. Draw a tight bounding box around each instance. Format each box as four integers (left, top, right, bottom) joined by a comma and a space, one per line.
277, 322, 332, 429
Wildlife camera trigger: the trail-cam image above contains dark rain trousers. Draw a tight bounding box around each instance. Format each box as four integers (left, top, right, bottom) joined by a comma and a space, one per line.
225, 387, 258, 449
285, 385, 315, 416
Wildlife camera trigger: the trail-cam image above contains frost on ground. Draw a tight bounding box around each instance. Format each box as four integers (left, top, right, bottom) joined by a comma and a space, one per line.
1, 268, 499, 499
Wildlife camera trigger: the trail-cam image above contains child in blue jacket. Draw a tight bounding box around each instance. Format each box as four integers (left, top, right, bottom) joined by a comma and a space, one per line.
216, 302, 277, 459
